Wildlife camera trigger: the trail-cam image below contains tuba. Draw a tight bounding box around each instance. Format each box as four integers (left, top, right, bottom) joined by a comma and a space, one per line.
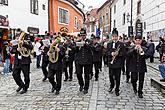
17, 31, 31, 57
48, 35, 61, 63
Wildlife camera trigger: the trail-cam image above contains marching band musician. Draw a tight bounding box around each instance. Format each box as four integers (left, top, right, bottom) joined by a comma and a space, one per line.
91, 35, 102, 81
127, 36, 150, 98
75, 28, 93, 94
47, 34, 66, 95
124, 37, 132, 83
63, 34, 76, 82
12, 29, 33, 94
41, 34, 50, 82
107, 28, 125, 96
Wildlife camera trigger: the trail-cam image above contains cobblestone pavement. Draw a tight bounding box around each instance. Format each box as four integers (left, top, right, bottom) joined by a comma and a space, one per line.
0, 61, 165, 110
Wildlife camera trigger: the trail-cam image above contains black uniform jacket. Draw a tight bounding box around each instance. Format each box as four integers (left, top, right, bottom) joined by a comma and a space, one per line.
75, 42, 93, 65
107, 41, 125, 68
92, 43, 102, 63
126, 45, 150, 73
11, 42, 33, 66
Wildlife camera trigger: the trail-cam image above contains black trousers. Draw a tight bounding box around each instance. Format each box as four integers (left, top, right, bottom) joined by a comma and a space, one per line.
42, 61, 49, 78
63, 61, 73, 80
150, 55, 154, 63
36, 55, 41, 68
109, 67, 121, 92
131, 72, 145, 94
76, 64, 91, 91
103, 54, 108, 66
48, 69, 62, 91
126, 60, 130, 81
12, 64, 30, 91
93, 62, 100, 79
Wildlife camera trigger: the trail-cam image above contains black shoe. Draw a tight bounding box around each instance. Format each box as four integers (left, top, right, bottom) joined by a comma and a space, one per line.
108, 88, 113, 92
83, 90, 88, 94
16, 87, 22, 92
115, 92, 120, 96
95, 78, 98, 81
79, 86, 83, 92
138, 94, 143, 98
55, 91, 60, 95
64, 79, 68, 82
134, 89, 137, 94
68, 79, 72, 81
20, 90, 27, 94
51, 86, 56, 93
42, 77, 47, 82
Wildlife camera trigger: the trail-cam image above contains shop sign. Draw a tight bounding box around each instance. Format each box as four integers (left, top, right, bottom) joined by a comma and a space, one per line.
27, 27, 39, 34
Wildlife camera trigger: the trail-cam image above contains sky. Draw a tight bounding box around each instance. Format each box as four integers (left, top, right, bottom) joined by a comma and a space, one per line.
80, 0, 107, 9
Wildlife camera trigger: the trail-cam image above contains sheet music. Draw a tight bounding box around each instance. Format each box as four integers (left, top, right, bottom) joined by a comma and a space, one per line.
42, 39, 50, 46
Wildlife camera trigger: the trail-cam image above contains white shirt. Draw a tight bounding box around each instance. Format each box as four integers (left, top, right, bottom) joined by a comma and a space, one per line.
34, 42, 41, 56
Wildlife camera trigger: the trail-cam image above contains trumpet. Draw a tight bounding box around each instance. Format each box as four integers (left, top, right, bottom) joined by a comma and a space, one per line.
110, 45, 120, 64
135, 45, 145, 55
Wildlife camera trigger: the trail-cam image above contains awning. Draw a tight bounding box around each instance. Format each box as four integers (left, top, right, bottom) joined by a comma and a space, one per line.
0, 26, 10, 29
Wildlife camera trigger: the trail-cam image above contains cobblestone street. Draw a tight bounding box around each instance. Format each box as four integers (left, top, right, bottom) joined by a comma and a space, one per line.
0, 61, 165, 110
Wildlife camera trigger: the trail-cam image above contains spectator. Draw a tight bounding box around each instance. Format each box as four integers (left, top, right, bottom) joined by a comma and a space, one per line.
2, 41, 10, 75
34, 37, 42, 68
159, 54, 165, 82
156, 37, 164, 61
147, 40, 155, 63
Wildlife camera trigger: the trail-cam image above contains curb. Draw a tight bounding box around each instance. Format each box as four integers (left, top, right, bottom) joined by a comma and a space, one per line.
147, 64, 159, 71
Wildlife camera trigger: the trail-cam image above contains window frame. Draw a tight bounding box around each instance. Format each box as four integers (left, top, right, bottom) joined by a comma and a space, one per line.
123, 0, 126, 5
74, 16, 78, 28
0, 0, 8, 6
30, 0, 39, 15
137, 0, 141, 15
58, 6, 69, 25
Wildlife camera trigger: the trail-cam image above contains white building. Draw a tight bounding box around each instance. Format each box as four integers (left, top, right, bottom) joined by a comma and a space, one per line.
110, 0, 165, 42
0, 0, 48, 35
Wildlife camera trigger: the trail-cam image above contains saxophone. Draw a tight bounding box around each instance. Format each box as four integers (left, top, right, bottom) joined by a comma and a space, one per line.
48, 35, 61, 63
17, 31, 31, 57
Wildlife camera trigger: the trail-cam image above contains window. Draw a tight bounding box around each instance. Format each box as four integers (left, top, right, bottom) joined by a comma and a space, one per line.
114, 20, 116, 28
103, 16, 105, 23
74, 16, 77, 28
114, 5, 116, 14
123, 0, 126, 5
137, 1, 141, 15
123, 13, 126, 25
30, 0, 38, 15
106, 13, 109, 24
99, 17, 102, 26
59, 8, 69, 24
144, 22, 146, 30
42, 4, 45, 10
0, 0, 8, 6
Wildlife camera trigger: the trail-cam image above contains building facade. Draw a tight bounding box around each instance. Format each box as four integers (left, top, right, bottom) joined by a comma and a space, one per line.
110, 0, 165, 42
85, 8, 98, 38
0, 0, 49, 48
97, 0, 111, 39
49, 0, 85, 36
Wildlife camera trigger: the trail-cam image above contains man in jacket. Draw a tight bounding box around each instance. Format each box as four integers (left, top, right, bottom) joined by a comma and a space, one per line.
12, 32, 33, 94
107, 28, 125, 96
127, 36, 150, 98
75, 28, 93, 94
